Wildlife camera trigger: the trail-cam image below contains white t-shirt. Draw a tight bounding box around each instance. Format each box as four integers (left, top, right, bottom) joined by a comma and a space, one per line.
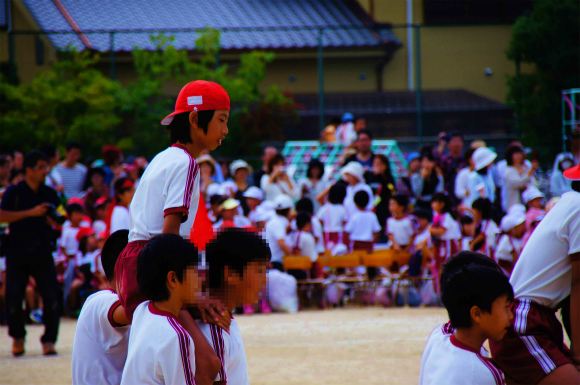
454, 167, 473, 207
110, 206, 130, 234
496, 235, 523, 276
386, 216, 416, 246
265, 215, 290, 263
344, 210, 381, 242
316, 203, 348, 233
478, 219, 500, 257
260, 174, 297, 202
60, 226, 80, 257
460, 236, 473, 251
419, 323, 506, 385
290, 217, 325, 253
437, 213, 462, 241
344, 183, 374, 216
121, 301, 196, 385
45, 168, 63, 190
72, 290, 130, 385
290, 231, 318, 262
510, 191, 580, 309
93, 219, 106, 235
196, 320, 250, 385
414, 228, 432, 249
129, 145, 200, 242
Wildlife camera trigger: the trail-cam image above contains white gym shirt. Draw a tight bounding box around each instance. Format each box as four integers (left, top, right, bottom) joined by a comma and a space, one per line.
72, 290, 130, 385
316, 203, 348, 233
344, 210, 381, 242
509, 191, 580, 309
129, 144, 200, 242
386, 215, 416, 246
121, 301, 196, 385
419, 322, 506, 385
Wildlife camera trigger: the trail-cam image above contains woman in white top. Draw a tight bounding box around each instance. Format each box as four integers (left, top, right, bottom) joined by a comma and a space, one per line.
296, 158, 328, 213
106, 177, 135, 236
500, 145, 538, 212
340, 162, 374, 215
454, 148, 476, 208
549, 152, 575, 197
465, 147, 497, 207
260, 153, 297, 202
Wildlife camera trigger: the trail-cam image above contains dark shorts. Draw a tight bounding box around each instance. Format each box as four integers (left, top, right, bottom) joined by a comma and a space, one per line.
352, 241, 373, 252
114, 240, 148, 321
489, 299, 572, 384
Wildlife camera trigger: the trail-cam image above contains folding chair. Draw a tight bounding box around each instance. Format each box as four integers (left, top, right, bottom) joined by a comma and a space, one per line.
283, 255, 327, 308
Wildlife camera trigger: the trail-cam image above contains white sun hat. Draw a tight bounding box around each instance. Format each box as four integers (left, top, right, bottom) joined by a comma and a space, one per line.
243, 186, 264, 200
500, 213, 526, 232
522, 186, 544, 204
229, 159, 253, 176
340, 161, 365, 182
473, 147, 497, 171
273, 194, 294, 210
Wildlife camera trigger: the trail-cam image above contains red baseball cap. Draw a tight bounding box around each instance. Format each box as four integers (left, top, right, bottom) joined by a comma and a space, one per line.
563, 164, 580, 181
76, 226, 96, 242
94, 196, 108, 208
68, 197, 85, 208
161, 80, 230, 125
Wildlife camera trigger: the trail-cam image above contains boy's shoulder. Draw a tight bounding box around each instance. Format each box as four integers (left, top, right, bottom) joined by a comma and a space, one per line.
148, 146, 195, 169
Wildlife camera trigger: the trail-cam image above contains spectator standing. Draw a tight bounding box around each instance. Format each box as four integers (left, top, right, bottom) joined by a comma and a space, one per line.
101, 145, 123, 187
454, 148, 476, 208
412, 153, 444, 211
82, 168, 109, 221
230, 160, 253, 216
260, 154, 297, 202
438, 132, 466, 206
40, 145, 65, 199
496, 140, 531, 189
335, 113, 356, 144
366, 154, 396, 238
465, 147, 497, 207
197, 154, 218, 200
252, 147, 278, 188
297, 158, 328, 213
0, 151, 61, 356
550, 153, 575, 197
54, 142, 87, 199
500, 145, 538, 212
342, 130, 375, 172
396, 152, 421, 206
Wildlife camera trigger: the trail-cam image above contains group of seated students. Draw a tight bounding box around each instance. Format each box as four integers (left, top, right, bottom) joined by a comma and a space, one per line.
72, 227, 271, 385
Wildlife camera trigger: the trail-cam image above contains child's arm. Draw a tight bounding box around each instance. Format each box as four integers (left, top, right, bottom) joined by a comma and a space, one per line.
178, 310, 222, 385
163, 213, 182, 235
469, 233, 486, 250
429, 225, 447, 237
403, 233, 416, 253
387, 233, 400, 251
373, 231, 380, 243
278, 238, 292, 256
570, 255, 580, 367
316, 186, 331, 206
111, 303, 131, 326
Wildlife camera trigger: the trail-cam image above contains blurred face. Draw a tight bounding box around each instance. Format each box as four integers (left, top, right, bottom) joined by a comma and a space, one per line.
66, 148, 81, 164
180, 266, 201, 306
91, 173, 104, 188
408, 159, 421, 174
29, 160, 50, 184
221, 207, 236, 221
513, 222, 527, 239
86, 234, 98, 250
234, 168, 249, 182
421, 157, 435, 172
262, 147, 277, 165
388, 199, 403, 216
431, 200, 444, 214
309, 166, 322, 179
357, 133, 371, 153
238, 262, 268, 305
528, 197, 543, 210
272, 160, 285, 173
192, 109, 229, 151
447, 136, 464, 155
511, 151, 524, 165
344, 173, 359, 186
462, 222, 476, 237
69, 211, 84, 226
478, 294, 513, 342
417, 217, 429, 229
13, 152, 23, 170
372, 157, 387, 176
200, 163, 213, 179
119, 186, 135, 207
246, 197, 261, 211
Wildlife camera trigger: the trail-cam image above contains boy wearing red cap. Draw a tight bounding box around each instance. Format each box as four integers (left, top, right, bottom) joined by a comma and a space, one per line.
489, 164, 580, 384
115, 80, 230, 321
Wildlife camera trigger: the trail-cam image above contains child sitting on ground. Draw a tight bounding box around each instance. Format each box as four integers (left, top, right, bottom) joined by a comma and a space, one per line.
419, 251, 513, 385
386, 194, 416, 253
195, 228, 271, 385
459, 215, 476, 251
495, 213, 526, 277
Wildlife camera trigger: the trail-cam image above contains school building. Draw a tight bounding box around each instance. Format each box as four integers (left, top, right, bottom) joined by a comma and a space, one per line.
1, 0, 534, 144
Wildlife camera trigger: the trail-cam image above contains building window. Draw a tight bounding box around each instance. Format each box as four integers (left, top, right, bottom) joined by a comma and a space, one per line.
423, 0, 533, 25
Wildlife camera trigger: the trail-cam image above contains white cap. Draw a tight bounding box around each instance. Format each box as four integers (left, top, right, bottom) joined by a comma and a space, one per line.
507, 203, 526, 216
259, 201, 276, 212
473, 147, 497, 171
229, 159, 253, 176
219, 181, 238, 195
206, 183, 222, 197
500, 213, 526, 232
243, 186, 264, 200
522, 186, 544, 204
340, 161, 365, 182
273, 194, 294, 210
331, 244, 348, 256
255, 206, 274, 222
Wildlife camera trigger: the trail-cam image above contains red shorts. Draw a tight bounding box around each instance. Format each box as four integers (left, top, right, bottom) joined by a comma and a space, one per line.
489, 299, 572, 384
352, 241, 373, 252
324, 232, 341, 248
114, 240, 148, 321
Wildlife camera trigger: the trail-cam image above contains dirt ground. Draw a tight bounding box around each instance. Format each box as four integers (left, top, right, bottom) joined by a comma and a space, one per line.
0, 307, 449, 385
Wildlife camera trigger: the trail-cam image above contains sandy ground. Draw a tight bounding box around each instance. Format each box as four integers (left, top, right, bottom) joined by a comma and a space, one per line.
0, 307, 449, 385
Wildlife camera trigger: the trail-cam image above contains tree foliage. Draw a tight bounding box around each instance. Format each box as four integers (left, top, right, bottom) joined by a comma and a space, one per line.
506, 0, 579, 155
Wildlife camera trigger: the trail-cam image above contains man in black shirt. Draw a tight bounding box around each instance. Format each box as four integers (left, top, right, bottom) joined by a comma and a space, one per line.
0, 151, 61, 356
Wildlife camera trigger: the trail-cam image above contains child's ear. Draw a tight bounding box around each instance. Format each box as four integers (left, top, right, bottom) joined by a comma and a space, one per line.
470, 305, 483, 325
189, 111, 199, 130
167, 271, 178, 288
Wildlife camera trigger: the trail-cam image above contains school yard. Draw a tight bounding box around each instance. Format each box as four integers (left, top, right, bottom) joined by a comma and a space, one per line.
0, 307, 449, 385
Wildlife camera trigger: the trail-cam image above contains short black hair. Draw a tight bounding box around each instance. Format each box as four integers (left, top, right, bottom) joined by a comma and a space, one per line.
101, 230, 129, 281
66, 141, 82, 152
460, 215, 474, 225
275, 208, 290, 217
472, 198, 493, 220
354, 190, 369, 209
505, 145, 524, 166
167, 110, 215, 144
206, 228, 270, 290
306, 158, 325, 179
441, 251, 513, 328
66, 203, 84, 216
295, 198, 314, 215
413, 208, 432, 222
328, 183, 347, 204
572, 181, 580, 193
296, 211, 311, 230
39, 144, 57, 159
357, 129, 373, 140
390, 194, 408, 209
23, 151, 48, 171
137, 234, 198, 302
431, 192, 452, 214
209, 195, 226, 206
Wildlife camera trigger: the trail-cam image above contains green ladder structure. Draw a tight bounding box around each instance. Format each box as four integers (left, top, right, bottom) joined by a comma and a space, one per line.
562, 89, 580, 152
282, 140, 408, 182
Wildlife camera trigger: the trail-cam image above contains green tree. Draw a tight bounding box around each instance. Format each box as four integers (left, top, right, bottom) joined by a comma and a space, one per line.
506, 0, 579, 157
0, 50, 122, 156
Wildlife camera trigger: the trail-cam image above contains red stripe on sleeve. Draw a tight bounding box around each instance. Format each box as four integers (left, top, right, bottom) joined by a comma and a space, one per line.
164, 207, 189, 222
107, 300, 125, 328
168, 317, 195, 385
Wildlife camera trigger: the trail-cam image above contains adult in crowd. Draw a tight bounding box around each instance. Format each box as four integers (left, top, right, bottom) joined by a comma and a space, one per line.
365, 154, 396, 238
297, 158, 328, 213
495, 140, 530, 188
253, 146, 278, 188
335, 112, 356, 144
500, 145, 538, 212
438, 132, 466, 205
432, 131, 447, 160
82, 167, 109, 221
342, 129, 375, 172
197, 154, 217, 199
396, 152, 420, 206
453, 148, 476, 208
411, 152, 444, 210
465, 147, 497, 207
101, 145, 123, 187
260, 153, 297, 202
0, 151, 61, 356
54, 142, 87, 199
39, 145, 65, 198
230, 159, 253, 215
11, 151, 23, 176
550, 152, 575, 197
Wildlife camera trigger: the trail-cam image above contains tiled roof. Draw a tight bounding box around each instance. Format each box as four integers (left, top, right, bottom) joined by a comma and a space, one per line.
294, 89, 509, 116
20, 0, 400, 52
